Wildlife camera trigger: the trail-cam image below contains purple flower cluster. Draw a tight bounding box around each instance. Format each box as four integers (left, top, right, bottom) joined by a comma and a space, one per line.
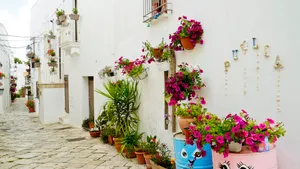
165, 62, 205, 106
169, 16, 204, 51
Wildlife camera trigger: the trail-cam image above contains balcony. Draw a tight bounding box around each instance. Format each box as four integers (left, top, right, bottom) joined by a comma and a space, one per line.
143, 0, 173, 24
60, 21, 80, 56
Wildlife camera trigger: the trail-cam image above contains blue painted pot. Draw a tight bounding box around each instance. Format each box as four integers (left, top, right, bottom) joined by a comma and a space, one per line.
173, 133, 213, 169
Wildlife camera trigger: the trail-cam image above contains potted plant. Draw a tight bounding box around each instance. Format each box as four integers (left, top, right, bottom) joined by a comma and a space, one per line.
25, 100, 35, 113
169, 16, 204, 51
98, 66, 117, 79
33, 57, 40, 67
0, 72, 6, 80
120, 130, 144, 158
186, 110, 286, 159
143, 135, 159, 169
143, 39, 171, 71
100, 128, 109, 143
69, 8, 79, 20
175, 99, 207, 135
89, 128, 101, 138
115, 57, 148, 80
165, 62, 205, 106
150, 143, 175, 169
56, 9, 66, 23
48, 57, 57, 67
106, 128, 116, 145
135, 146, 146, 165
47, 49, 55, 56
48, 31, 56, 39
26, 51, 35, 58
82, 118, 90, 131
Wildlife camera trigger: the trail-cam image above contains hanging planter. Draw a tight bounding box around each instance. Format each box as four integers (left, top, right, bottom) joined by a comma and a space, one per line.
35, 62, 41, 68
69, 8, 80, 20
169, 16, 204, 51
26, 52, 35, 58
48, 62, 57, 67
180, 37, 195, 50
47, 31, 56, 39
115, 57, 148, 81
153, 48, 163, 59
156, 61, 170, 71
56, 9, 66, 23
0, 72, 6, 80
131, 68, 148, 81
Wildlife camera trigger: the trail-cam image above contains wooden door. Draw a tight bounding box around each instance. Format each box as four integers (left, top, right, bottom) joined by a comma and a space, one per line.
88, 77, 94, 119
64, 75, 69, 113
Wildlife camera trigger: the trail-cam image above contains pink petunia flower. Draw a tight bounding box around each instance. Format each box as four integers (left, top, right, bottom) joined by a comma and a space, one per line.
205, 134, 213, 143
193, 131, 201, 139
204, 126, 210, 131
259, 123, 266, 130
216, 135, 224, 144
267, 118, 275, 124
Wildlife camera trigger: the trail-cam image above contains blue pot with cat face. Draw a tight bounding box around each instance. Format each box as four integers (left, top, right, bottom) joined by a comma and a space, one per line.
174, 133, 213, 169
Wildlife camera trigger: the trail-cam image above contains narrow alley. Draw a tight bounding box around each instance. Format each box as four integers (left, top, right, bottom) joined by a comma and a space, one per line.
0, 99, 145, 169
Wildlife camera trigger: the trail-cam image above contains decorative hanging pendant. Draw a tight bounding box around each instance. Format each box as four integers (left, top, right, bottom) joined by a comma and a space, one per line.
232, 50, 238, 61
224, 61, 230, 96
252, 37, 259, 50
274, 55, 283, 112
240, 40, 248, 54
264, 44, 270, 58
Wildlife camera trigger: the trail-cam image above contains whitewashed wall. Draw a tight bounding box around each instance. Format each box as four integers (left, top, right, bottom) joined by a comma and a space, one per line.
31, 0, 300, 168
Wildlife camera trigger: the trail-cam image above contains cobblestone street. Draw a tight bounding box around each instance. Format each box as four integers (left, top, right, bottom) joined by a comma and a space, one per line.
0, 99, 145, 169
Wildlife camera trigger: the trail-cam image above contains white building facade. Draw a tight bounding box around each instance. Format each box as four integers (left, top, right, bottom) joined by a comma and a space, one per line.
0, 23, 12, 114
30, 0, 300, 168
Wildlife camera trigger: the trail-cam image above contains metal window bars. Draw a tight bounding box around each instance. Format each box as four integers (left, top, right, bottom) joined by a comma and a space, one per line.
143, 0, 173, 23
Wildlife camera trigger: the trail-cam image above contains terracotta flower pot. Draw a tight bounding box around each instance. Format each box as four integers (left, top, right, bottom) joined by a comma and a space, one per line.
28, 107, 35, 113
177, 116, 194, 132
180, 37, 195, 50
182, 127, 190, 139
124, 149, 136, 158
153, 48, 163, 59
143, 153, 152, 169
114, 144, 122, 153
108, 135, 114, 145
150, 160, 167, 169
89, 131, 100, 138
88, 122, 94, 129
113, 137, 122, 145
135, 151, 146, 164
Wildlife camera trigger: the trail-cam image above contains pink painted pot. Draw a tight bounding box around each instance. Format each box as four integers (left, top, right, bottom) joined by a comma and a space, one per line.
212, 148, 278, 169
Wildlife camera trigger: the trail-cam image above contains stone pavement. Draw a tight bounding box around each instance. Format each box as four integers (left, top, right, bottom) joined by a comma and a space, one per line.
0, 98, 146, 169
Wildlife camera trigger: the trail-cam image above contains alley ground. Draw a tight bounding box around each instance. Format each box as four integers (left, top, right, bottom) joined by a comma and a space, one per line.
0, 98, 145, 169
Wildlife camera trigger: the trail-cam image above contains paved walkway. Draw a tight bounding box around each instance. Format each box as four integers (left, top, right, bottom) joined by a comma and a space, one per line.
0, 98, 145, 169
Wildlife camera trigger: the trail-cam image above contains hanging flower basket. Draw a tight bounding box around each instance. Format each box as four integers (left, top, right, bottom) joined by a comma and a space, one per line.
35, 62, 41, 68
180, 37, 195, 50
156, 61, 170, 71
131, 68, 148, 81
69, 14, 80, 20
153, 48, 163, 59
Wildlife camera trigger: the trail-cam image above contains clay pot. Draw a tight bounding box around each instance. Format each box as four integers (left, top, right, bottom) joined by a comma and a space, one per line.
88, 122, 94, 129
150, 160, 167, 169
143, 153, 152, 169
89, 131, 100, 138
135, 151, 146, 164
108, 135, 114, 145
69, 14, 80, 20
114, 144, 122, 152
124, 149, 136, 158
180, 37, 195, 50
182, 127, 190, 139
28, 107, 34, 113
153, 48, 163, 59
177, 116, 194, 132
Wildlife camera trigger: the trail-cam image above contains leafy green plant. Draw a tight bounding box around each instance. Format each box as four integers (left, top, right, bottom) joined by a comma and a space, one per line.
14, 58, 22, 64
72, 8, 78, 14
100, 129, 109, 143
56, 9, 65, 17
95, 80, 140, 137
96, 103, 114, 130
151, 143, 174, 168
121, 130, 144, 155
82, 118, 90, 129
142, 135, 159, 155
175, 99, 207, 117
142, 38, 171, 63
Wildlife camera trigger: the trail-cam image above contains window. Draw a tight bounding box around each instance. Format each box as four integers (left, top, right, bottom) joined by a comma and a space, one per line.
143, 0, 172, 23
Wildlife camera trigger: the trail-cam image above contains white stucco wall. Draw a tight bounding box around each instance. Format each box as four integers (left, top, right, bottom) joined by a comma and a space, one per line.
30, 0, 300, 168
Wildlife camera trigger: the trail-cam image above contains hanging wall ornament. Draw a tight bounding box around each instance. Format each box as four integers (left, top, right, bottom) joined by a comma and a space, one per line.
264, 44, 270, 58
224, 61, 230, 96
232, 50, 238, 61
240, 40, 248, 54
274, 55, 283, 112
253, 37, 260, 91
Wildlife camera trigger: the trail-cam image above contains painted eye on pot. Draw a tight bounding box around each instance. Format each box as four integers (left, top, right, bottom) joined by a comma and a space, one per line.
193, 149, 202, 159
181, 148, 188, 158
218, 161, 231, 169
237, 162, 254, 169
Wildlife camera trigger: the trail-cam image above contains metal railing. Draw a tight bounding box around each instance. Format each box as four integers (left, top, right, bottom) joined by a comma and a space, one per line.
143, 0, 173, 23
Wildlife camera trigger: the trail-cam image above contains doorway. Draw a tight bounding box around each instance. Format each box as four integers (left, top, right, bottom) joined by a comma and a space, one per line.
88, 77, 94, 120
64, 75, 69, 113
